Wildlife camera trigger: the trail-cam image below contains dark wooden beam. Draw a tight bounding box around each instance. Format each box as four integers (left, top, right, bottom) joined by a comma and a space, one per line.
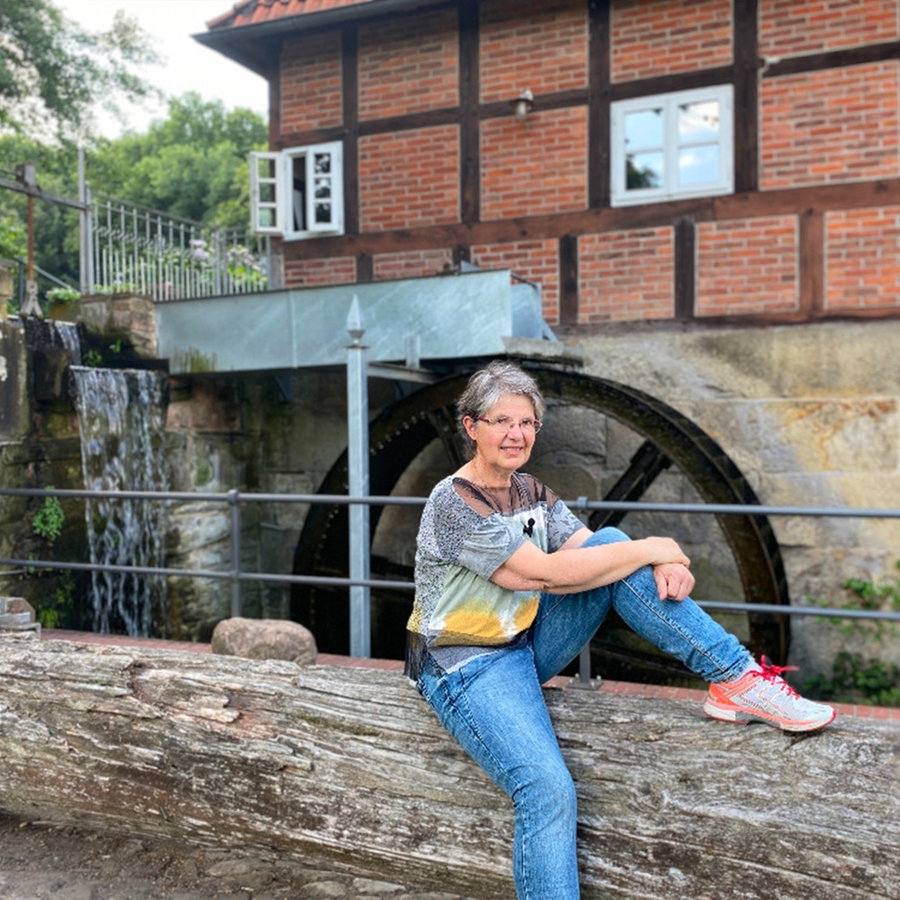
588, 0, 611, 210
282, 179, 900, 259
798, 209, 824, 317
342, 27, 360, 235
733, 0, 759, 193
459, 0, 480, 226
674, 218, 696, 321
763, 40, 900, 78
356, 252, 374, 282
559, 234, 579, 327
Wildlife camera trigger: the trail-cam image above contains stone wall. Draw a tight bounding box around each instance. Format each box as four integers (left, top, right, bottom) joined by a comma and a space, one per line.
567, 318, 900, 675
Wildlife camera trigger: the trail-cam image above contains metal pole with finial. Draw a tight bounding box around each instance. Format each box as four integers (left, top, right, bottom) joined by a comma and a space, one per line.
346, 295, 371, 658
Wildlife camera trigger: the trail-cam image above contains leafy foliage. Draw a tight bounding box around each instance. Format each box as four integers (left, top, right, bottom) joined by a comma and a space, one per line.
802, 561, 900, 707
0, 1, 267, 288
88, 93, 267, 230
32, 493, 65, 544
803, 652, 900, 708
0, 95, 267, 287
0, 0, 159, 144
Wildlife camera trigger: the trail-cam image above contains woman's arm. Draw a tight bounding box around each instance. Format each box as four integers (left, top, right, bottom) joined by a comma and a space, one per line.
490, 531, 691, 595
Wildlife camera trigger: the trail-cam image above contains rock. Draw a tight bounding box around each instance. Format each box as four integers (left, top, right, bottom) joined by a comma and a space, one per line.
0, 597, 40, 637
210, 616, 317, 664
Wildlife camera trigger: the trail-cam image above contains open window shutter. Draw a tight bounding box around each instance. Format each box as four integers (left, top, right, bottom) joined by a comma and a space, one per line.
250, 151, 282, 234
306, 142, 343, 234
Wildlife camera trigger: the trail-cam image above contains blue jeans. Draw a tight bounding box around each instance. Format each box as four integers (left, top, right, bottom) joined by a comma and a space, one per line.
416, 527, 753, 899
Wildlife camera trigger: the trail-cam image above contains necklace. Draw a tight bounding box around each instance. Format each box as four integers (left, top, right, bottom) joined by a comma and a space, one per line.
462, 465, 526, 515
467, 461, 512, 492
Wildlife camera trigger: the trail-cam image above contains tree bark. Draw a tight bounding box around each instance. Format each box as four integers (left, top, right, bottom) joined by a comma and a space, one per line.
0, 637, 895, 899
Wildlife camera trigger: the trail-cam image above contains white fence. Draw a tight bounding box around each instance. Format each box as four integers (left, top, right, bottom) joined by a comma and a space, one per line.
87, 189, 269, 302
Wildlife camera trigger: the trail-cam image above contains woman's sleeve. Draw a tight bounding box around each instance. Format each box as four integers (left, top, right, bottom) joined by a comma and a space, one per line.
545, 491, 587, 552
431, 482, 525, 578
458, 519, 526, 578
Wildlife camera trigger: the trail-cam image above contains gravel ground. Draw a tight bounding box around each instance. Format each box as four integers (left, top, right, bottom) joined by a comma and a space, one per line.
0, 813, 473, 899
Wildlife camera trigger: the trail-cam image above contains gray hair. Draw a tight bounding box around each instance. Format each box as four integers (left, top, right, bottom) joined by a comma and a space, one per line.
456, 361, 545, 455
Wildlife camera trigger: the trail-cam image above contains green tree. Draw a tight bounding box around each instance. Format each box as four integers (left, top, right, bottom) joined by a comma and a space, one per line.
0, 95, 267, 286
87, 93, 267, 231
0, 135, 81, 281
0, 0, 159, 144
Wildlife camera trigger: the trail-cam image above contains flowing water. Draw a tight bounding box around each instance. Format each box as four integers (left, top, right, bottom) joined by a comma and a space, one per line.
70, 365, 168, 636
54, 322, 82, 365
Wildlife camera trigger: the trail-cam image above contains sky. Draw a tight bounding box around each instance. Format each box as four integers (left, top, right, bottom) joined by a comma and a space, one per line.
56, 0, 269, 137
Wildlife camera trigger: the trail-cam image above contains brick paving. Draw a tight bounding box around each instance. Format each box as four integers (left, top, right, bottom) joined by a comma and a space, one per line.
44, 629, 899, 722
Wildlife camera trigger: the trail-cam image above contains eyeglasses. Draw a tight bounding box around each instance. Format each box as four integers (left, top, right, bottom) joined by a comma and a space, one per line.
476, 416, 542, 434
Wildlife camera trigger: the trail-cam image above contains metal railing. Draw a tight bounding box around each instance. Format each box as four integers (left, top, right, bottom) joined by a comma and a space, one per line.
1, 256, 76, 313
86, 190, 269, 301
2, 486, 898, 640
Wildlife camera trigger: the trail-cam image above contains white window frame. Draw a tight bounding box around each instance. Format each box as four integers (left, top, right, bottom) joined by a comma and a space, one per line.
610, 85, 733, 207
250, 142, 344, 239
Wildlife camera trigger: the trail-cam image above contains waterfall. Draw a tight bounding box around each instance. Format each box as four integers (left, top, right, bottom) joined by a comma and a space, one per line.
54, 321, 82, 365
21, 317, 82, 365
71, 365, 168, 636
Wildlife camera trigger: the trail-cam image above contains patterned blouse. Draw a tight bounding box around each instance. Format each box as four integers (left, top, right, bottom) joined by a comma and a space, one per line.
405, 471, 585, 681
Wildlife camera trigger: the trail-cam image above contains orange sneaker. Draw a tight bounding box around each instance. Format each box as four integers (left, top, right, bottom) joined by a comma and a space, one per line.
704, 657, 836, 733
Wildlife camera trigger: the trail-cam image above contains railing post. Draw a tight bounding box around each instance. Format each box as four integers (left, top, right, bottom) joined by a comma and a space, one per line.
228, 488, 242, 618
568, 642, 601, 691
346, 295, 371, 658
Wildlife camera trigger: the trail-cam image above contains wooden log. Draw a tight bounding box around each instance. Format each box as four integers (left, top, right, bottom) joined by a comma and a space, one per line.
0, 637, 896, 899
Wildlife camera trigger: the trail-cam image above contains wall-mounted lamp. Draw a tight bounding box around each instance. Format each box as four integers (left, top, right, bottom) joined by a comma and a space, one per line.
511, 89, 534, 120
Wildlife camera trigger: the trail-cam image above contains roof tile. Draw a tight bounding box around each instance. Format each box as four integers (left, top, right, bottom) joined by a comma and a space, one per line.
207, 0, 382, 31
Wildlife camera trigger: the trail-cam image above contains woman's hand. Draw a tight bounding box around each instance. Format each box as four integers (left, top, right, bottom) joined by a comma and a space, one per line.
653, 563, 695, 601
640, 536, 690, 568
493, 532, 694, 595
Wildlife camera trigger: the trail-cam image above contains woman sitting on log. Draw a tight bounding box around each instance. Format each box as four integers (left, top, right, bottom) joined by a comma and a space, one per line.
405, 360, 835, 900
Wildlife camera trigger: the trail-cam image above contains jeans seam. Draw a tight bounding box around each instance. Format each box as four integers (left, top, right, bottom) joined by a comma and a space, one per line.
620, 574, 735, 678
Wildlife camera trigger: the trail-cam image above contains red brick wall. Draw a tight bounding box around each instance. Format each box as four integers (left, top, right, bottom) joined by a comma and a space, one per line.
760, 0, 899, 57
373, 249, 455, 281
481, 108, 587, 220
280, 34, 343, 134
270, 0, 900, 326
611, 0, 732, 82
470, 239, 561, 323
359, 125, 460, 231
284, 257, 356, 288
358, 8, 459, 120
826, 207, 900, 311
578, 229, 674, 322
696, 217, 798, 316
760, 61, 900, 190
479, 0, 587, 102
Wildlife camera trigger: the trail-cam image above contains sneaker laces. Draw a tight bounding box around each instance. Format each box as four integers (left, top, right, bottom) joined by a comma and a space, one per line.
752, 655, 800, 696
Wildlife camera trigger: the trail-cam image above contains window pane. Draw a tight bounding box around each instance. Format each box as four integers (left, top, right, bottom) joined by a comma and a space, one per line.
314, 153, 332, 175
314, 177, 331, 200
678, 99, 719, 143
258, 209, 276, 229
624, 108, 664, 150
314, 202, 332, 224
256, 157, 277, 179
678, 144, 719, 186
626, 151, 663, 189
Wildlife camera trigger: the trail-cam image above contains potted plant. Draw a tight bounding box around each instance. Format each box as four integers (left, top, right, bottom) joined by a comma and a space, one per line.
45, 287, 81, 321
